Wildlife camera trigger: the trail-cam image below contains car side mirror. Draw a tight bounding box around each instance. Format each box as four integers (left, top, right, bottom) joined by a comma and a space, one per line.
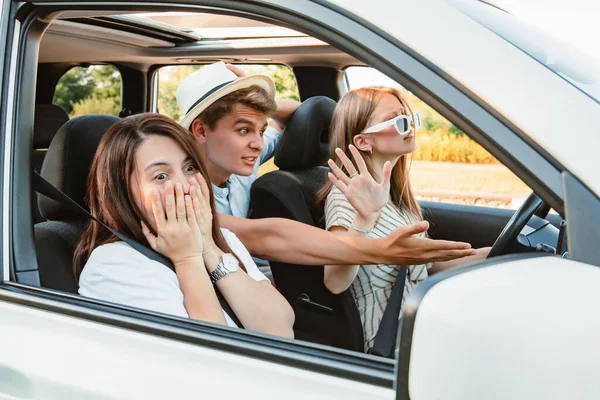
395, 254, 600, 400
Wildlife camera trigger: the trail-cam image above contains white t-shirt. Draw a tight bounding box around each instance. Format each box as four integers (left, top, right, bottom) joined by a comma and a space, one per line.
79, 228, 268, 327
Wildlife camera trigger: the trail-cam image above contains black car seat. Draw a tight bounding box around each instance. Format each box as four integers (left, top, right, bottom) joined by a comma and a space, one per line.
32, 104, 70, 223
34, 114, 119, 293
249, 97, 364, 352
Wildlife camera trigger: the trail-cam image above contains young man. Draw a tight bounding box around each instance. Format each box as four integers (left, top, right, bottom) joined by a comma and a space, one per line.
176, 62, 475, 269
177, 62, 299, 218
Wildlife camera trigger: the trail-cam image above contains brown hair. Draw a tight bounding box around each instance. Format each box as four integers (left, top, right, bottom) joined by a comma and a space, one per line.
73, 112, 243, 279
196, 85, 277, 130
315, 86, 422, 221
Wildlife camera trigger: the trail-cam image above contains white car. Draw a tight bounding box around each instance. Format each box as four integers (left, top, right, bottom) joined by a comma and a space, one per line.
0, 0, 598, 399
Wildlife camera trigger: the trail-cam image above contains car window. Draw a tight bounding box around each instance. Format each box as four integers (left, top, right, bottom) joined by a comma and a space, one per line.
344, 66, 530, 210
52, 64, 122, 118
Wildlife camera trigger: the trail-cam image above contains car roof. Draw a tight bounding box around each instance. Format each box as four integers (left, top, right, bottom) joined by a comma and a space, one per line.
39, 10, 359, 69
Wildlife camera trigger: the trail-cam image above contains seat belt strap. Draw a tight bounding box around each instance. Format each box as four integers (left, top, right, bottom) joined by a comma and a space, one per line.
33, 171, 244, 328
368, 266, 408, 358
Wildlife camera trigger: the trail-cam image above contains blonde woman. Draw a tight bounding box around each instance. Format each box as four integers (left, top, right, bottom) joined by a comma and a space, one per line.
316, 86, 488, 351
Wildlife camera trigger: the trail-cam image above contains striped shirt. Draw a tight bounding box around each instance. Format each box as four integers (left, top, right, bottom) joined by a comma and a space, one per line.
325, 187, 431, 352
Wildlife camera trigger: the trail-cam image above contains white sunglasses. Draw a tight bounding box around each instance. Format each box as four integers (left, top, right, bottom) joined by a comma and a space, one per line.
362, 111, 422, 136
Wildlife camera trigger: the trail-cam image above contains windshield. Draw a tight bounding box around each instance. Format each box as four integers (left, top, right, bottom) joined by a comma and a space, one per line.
449, 0, 600, 104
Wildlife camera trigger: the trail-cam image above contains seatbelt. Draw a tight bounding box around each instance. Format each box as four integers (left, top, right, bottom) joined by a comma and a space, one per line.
368, 266, 408, 358
33, 171, 244, 328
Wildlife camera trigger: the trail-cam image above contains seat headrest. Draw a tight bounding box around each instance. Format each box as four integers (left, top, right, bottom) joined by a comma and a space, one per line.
34, 104, 70, 149
274, 96, 336, 171
39, 114, 119, 221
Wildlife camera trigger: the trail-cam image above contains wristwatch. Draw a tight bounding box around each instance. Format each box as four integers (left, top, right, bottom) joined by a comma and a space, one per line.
209, 253, 240, 283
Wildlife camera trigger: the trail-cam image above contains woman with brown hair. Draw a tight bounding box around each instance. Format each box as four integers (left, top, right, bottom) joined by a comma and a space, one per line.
316, 86, 488, 351
75, 113, 294, 338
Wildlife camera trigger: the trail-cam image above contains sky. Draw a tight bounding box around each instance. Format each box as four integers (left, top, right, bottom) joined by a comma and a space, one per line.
492, 0, 600, 63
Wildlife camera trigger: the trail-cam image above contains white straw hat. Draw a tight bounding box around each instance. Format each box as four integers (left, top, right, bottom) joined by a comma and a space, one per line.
176, 62, 276, 130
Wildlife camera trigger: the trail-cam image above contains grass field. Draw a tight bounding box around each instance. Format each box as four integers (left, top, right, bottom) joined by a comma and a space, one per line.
258, 159, 531, 209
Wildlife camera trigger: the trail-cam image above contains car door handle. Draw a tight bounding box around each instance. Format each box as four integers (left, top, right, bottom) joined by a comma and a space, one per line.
0, 365, 37, 400
297, 293, 333, 313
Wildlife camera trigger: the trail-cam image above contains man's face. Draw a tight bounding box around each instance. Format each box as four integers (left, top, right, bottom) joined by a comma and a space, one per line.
196, 104, 268, 183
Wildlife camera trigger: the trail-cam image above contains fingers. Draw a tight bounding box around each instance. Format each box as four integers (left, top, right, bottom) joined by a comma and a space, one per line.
184, 194, 198, 229
190, 174, 212, 218
164, 181, 177, 222
381, 161, 392, 187
194, 173, 211, 201
328, 172, 347, 194
396, 221, 429, 237
335, 147, 358, 177
191, 187, 205, 224
425, 239, 473, 251
425, 248, 478, 262
150, 189, 166, 229
175, 182, 186, 223
141, 221, 157, 249
348, 145, 368, 175
225, 63, 245, 78
327, 159, 350, 186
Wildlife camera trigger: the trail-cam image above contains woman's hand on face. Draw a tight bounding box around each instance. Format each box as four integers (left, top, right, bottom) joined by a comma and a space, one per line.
188, 173, 216, 252
327, 145, 392, 220
141, 180, 204, 265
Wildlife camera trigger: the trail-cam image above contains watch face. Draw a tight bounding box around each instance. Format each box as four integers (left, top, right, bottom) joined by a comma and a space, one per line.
222, 253, 240, 272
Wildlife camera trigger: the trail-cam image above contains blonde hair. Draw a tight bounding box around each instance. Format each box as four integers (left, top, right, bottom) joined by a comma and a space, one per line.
316, 86, 422, 222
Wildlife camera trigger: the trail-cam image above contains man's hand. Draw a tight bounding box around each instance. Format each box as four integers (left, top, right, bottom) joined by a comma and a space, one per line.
226, 63, 246, 78
378, 221, 476, 265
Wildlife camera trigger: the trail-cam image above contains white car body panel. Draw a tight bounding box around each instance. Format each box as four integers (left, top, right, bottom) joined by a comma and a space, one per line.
330, 0, 600, 196
0, 298, 393, 399
407, 256, 600, 400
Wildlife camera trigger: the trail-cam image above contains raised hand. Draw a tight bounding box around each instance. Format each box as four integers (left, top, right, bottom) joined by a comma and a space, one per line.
327, 145, 392, 219
141, 181, 204, 265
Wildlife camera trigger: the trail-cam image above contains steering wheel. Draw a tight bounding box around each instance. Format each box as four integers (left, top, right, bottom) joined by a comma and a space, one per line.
487, 192, 544, 258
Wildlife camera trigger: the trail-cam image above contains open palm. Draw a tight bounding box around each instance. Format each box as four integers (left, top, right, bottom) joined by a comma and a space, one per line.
328, 145, 392, 219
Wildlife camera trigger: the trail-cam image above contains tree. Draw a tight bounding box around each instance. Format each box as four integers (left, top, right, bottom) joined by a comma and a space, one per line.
53, 65, 121, 117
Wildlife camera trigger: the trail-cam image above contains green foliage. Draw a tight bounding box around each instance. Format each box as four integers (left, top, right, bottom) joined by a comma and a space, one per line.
156, 64, 300, 122
53, 65, 121, 117
237, 64, 300, 101
157, 65, 202, 122
70, 97, 120, 117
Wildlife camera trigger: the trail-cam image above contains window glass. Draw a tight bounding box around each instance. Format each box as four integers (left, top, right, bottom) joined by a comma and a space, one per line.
345, 66, 530, 209
53, 65, 122, 118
